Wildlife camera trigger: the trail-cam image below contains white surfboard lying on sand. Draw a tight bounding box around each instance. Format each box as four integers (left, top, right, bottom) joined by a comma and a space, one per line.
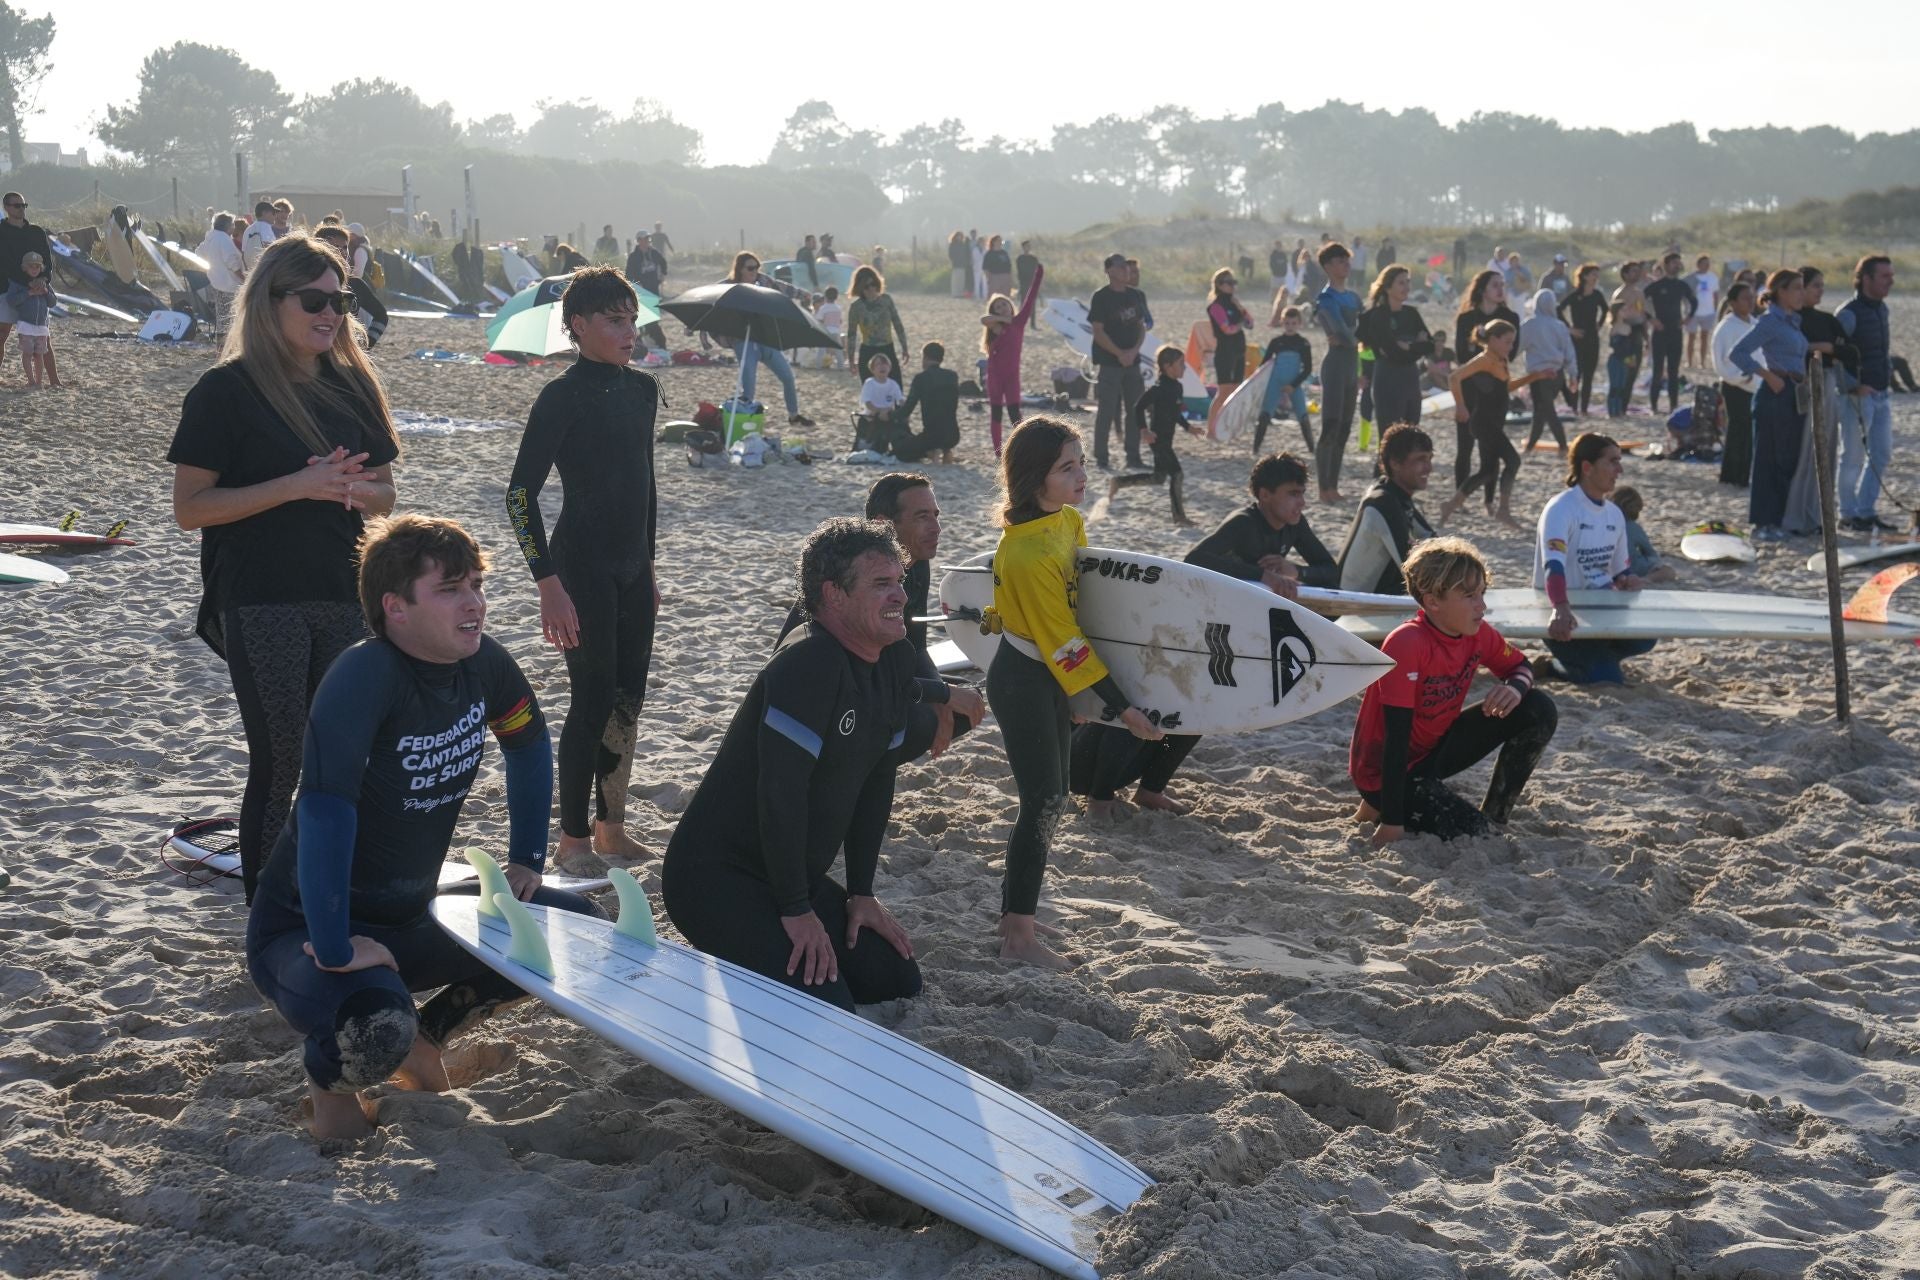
432, 862, 1151, 1280
1681, 521, 1757, 564
1805, 542, 1920, 572
1337, 567, 1920, 644
0, 552, 67, 586
0, 518, 133, 548
939, 551, 1393, 735
1210, 359, 1273, 442
160, 819, 610, 891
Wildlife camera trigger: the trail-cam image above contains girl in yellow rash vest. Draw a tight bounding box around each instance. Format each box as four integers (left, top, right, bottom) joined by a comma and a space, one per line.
986, 418, 1163, 969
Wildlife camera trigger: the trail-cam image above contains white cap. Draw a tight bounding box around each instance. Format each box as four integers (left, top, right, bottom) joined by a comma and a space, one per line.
347, 222, 365, 235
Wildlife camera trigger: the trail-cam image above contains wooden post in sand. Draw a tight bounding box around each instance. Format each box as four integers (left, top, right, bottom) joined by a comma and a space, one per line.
1808, 354, 1852, 726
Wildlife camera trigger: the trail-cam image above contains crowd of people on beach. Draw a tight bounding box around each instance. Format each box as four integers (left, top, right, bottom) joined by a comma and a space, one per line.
136, 195, 1905, 1140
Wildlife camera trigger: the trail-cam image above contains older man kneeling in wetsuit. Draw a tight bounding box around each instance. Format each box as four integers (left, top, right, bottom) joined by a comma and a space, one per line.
246, 515, 601, 1141
778, 472, 985, 759
667, 517, 942, 1010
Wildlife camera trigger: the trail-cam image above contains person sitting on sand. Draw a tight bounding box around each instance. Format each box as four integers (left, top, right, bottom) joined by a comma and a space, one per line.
663, 518, 941, 1010
778, 473, 985, 760
1337, 424, 1436, 595
246, 514, 602, 1140
882, 342, 961, 464
1350, 536, 1558, 845
1188, 452, 1338, 599
1611, 486, 1678, 584
857, 351, 907, 451
1535, 432, 1656, 684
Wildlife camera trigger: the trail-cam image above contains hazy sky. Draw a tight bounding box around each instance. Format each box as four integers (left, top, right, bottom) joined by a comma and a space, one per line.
29, 0, 1920, 168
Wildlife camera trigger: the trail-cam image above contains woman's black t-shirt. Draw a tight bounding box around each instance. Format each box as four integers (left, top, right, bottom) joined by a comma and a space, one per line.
167, 360, 399, 654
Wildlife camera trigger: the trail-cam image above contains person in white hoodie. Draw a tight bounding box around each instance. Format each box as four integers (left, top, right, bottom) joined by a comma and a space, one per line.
196, 212, 247, 336
1518, 288, 1577, 455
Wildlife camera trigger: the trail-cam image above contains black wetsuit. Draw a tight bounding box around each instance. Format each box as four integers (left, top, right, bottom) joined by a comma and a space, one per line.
776, 559, 972, 761
1112, 373, 1190, 520
661, 624, 932, 1010
1187, 505, 1339, 587
1558, 290, 1608, 415
1458, 367, 1518, 506
1644, 276, 1696, 413
245, 636, 600, 1091
506, 356, 660, 839
1336, 477, 1437, 595
1452, 305, 1519, 486
1256, 332, 1316, 453
1355, 304, 1433, 430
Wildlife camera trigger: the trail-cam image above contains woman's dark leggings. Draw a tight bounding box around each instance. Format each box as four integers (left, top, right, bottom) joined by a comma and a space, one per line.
1359, 690, 1557, 840
1526, 375, 1567, 450
1070, 724, 1198, 800
1573, 335, 1600, 415
1719, 383, 1754, 486
662, 859, 922, 1013
224, 601, 368, 902
1371, 362, 1423, 431
986, 643, 1070, 916
1749, 382, 1803, 528
556, 560, 656, 838
246, 882, 603, 1090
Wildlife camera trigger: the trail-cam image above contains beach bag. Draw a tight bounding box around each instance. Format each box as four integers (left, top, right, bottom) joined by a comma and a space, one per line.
721, 398, 765, 448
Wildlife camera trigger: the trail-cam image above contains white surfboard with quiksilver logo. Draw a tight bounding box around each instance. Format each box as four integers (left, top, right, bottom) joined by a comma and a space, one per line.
938, 549, 1393, 735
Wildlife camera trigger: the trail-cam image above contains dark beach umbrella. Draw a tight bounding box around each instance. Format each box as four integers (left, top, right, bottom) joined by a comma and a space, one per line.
660, 282, 840, 350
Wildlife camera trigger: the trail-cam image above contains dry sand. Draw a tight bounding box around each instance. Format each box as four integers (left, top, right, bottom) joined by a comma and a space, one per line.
2, 286, 1918, 1279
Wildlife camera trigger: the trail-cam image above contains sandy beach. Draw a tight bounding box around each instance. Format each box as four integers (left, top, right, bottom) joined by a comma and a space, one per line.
2, 287, 1918, 1279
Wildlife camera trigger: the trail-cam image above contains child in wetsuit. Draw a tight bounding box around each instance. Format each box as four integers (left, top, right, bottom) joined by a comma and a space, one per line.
883, 342, 961, 463
1108, 347, 1203, 525
1612, 485, 1678, 583
1349, 536, 1558, 844
1255, 306, 1315, 454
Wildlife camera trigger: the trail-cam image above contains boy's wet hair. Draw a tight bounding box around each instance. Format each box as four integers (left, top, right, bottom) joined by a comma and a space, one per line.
1281, 305, 1303, 321
1156, 346, 1184, 373
923, 341, 944, 363
1402, 536, 1488, 605
561, 265, 639, 342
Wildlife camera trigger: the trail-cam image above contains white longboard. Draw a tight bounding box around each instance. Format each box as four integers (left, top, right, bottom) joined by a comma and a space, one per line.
1680, 522, 1756, 564
1337, 571, 1920, 644
0, 552, 67, 585
431, 875, 1151, 1280
1806, 542, 1920, 573
1210, 359, 1273, 442
134, 230, 187, 292
1295, 586, 1418, 618
1041, 297, 1160, 381
939, 550, 1393, 735
160, 819, 610, 891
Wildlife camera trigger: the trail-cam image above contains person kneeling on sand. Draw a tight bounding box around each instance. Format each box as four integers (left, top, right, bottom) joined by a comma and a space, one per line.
246, 515, 603, 1140
1350, 536, 1558, 845
1536, 432, 1657, 683
663, 518, 935, 1010
1337, 424, 1437, 595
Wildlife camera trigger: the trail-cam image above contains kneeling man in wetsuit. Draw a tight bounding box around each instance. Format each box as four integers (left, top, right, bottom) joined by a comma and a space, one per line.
247, 514, 601, 1140
778, 472, 985, 760
667, 517, 941, 1010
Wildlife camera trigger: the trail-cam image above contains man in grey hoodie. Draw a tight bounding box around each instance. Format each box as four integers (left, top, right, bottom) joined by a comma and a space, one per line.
1518, 289, 1577, 453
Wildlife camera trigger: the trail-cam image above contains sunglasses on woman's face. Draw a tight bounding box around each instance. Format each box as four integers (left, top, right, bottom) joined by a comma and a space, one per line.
276, 288, 358, 315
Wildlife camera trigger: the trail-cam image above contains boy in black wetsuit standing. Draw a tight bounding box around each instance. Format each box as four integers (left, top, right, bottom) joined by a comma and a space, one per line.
246, 515, 601, 1140
505, 267, 660, 874
1107, 347, 1202, 525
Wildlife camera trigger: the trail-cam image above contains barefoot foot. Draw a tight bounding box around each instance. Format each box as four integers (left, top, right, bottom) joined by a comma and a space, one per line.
1085, 798, 1133, 821
1132, 787, 1188, 814
591, 820, 648, 861
308, 1086, 378, 1140
1354, 799, 1381, 823
553, 838, 608, 877
997, 915, 1075, 970
390, 1034, 450, 1093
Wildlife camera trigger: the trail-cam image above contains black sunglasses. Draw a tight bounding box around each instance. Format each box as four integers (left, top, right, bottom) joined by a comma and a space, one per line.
3, 201, 23, 210
275, 287, 358, 315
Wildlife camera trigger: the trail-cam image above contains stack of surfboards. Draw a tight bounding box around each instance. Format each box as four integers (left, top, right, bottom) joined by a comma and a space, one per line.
433, 858, 1152, 1279
938, 550, 1394, 734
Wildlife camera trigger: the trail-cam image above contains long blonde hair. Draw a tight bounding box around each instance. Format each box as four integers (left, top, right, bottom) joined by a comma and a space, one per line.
223, 234, 397, 458
980, 292, 1014, 353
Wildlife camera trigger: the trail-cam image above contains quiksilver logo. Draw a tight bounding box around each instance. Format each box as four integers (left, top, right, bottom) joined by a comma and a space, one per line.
839, 710, 856, 736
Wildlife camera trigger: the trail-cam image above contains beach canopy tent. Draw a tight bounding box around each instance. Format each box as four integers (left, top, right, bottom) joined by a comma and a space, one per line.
487, 274, 660, 358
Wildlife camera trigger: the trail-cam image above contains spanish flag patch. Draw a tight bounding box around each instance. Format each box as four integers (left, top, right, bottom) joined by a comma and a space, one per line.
489, 697, 535, 737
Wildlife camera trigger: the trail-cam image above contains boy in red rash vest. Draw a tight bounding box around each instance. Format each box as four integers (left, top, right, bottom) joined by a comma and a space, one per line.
1350, 536, 1558, 844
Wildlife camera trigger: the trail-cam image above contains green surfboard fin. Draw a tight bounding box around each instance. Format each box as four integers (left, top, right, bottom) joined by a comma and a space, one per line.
608, 867, 657, 946
464, 848, 512, 917
493, 891, 553, 979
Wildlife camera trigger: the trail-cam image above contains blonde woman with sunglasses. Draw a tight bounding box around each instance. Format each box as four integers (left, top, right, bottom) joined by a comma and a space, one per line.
168, 233, 400, 902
